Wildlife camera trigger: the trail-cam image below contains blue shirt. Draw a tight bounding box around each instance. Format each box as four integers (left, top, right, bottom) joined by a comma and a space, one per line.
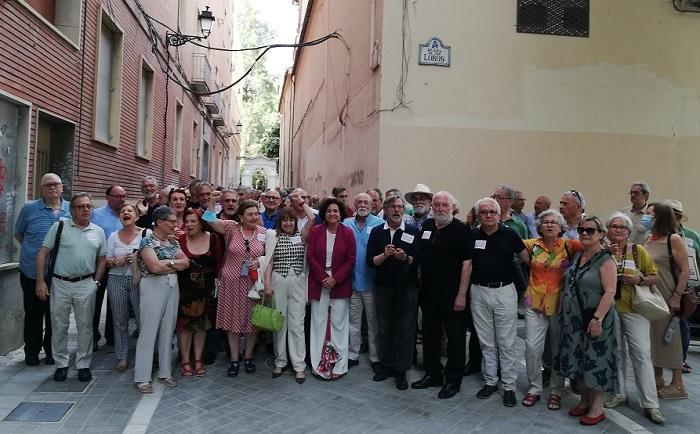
526, 212, 539, 239
14, 198, 71, 278
342, 213, 384, 291
91, 206, 122, 240
261, 209, 279, 230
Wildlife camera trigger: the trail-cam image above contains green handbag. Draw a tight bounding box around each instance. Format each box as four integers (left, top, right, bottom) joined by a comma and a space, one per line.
251, 296, 285, 332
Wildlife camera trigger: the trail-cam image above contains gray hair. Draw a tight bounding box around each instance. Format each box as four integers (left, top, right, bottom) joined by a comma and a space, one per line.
152, 205, 176, 223
142, 175, 157, 186
495, 186, 516, 200
69, 193, 92, 208
563, 189, 586, 209
432, 191, 456, 207
631, 181, 651, 196
536, 209, 566, 234
382, 195, 403, 210
606, 211, 633, 230
475, 197, 501, 214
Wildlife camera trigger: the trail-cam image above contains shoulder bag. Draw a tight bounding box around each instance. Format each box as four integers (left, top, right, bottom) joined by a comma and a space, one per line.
46, 221, 65, 288
251, 295, 284, 332
130, 228, 149, 287
668, 234, 698, 317
630, 243, 669, 320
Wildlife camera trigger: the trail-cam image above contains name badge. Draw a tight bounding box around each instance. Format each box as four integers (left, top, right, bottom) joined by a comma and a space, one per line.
256, 233, 267, 242
290, 235, 303, 245
622, 259, 636, 270
400, 232, 415, 244
422, 231, 432, 240
366, 227, 373, 235
475, 240, 487, 249
87, 233, 98, 242
686, 238, 695, 248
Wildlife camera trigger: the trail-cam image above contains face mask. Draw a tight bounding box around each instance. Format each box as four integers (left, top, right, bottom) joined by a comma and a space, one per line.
355, 207, 369, 217
641, 214, 653, 230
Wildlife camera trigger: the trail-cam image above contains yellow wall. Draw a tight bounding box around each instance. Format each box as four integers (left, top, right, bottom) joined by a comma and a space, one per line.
379, 0, 700, 224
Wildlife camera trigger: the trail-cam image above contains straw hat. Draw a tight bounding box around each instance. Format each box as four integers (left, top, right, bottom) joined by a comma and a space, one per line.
665, 199, 688, 221
405, 184, 433, 203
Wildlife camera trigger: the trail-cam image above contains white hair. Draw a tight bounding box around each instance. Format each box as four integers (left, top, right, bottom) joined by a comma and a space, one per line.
432, 191, 455, 207
606, 211, 633, 230
475, 197, 501, 214
536, 209, 566, 234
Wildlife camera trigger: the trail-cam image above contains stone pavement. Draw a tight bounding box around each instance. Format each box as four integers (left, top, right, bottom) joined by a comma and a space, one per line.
1, 314, 699, 434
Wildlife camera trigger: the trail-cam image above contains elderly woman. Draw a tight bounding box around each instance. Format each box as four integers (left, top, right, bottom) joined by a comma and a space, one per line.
175, 208, 223, 378
106, 204, 148, 372
521, 209, 582, 410
603, 212, 664, 424
263, 195, 316, 383
168, 188, 188, 238
203, 192, 266, 377
306, 198, 356, 379
133, 206, 190, 394
555, 216, 619, 426
644, 203, 689, 400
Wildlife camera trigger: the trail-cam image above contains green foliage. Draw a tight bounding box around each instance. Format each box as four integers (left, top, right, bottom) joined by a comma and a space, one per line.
238, 0, 281, 158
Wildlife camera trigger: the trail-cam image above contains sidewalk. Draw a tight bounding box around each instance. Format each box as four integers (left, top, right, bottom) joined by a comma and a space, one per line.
1, 311, 699, 433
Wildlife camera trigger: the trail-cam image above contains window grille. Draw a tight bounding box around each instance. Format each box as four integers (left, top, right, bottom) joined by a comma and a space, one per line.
517, 0, 590, 38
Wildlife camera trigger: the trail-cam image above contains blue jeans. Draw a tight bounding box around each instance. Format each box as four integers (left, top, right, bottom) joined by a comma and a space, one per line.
680, 316, 691, 363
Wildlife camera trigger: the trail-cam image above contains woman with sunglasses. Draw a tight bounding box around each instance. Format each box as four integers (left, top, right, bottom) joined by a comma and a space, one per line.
603, 212, 664, 424
644, 203, 689, 400
520, 209, 582, 410
203, 192, 267, 377
555, 216, 619, 426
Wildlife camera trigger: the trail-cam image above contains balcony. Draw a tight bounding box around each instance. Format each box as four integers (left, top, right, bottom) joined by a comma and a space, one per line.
202, 95, 218, 114
191, 53, 212, 93
211, 113, 225, 127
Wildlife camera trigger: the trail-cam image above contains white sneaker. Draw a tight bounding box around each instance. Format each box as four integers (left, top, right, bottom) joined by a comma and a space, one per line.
603, 394, 628, 409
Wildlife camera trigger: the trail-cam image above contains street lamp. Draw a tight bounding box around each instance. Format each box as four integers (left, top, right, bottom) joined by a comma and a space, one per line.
166, 6, 215, 47
234, 121, 243, 135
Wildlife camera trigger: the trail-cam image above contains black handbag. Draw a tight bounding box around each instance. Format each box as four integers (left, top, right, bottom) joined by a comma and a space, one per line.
45, 220, 64, 288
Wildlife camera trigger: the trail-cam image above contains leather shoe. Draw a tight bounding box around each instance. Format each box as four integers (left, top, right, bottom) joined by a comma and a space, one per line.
25, 354, 40, 366
438, 382, 460, 399
348, 359, 359, 368
53, 367, 68, 382
371, 362, 383, 375
463, 364, 481, 376
395, 371, 408, 390
373, 368, 394, 382
503, 390, 516, 407
78, 368, 92, 382
44, 355, 55, 365
476, 384, 499, 399
411, 375, 443, 389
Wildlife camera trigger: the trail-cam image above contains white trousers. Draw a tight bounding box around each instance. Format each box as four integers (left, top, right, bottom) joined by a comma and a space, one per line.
524, 307, 564, 396
50, 278, 97, 369
615, 312, 660, 409
271, 270, 307, 371
310, 288, 349, 377
470, 283, 518, 391
348, 289, 379, 362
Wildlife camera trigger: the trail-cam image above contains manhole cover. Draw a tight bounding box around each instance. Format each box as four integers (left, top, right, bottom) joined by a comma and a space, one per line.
34, 375, 93, 393
3, 402, 73, 423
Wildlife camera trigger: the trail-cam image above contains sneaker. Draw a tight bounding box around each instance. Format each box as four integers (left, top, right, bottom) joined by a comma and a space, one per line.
604, 395, 628, 409
657, 385, 688, 400
645, 408, 665, 424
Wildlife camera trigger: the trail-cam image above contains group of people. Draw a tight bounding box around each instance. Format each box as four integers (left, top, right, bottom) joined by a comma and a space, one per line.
15, 174, 698, 426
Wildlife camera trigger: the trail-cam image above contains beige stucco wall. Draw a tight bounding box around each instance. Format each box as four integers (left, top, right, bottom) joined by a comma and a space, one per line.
379, 0, 700, 224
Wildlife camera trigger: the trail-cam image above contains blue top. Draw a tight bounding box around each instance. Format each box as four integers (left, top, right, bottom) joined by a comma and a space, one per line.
526, 212, 539, 239
342, 213, 385, 291
14, 198, 71, 278
261, 209, 279, 230
92, 206, 122, 240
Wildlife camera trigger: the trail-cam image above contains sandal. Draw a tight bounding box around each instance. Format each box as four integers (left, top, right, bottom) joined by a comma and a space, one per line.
244, 358, 256, 374
682, 362, 692, 374
568, 405, 589, 417
547, 394, 561, 410
135, 382, 153, 394
521, 393, 540, 407
227, 361, 240, 377
180, 361, 193, 378
158, 377, 177, 388
193, 360, 206, 377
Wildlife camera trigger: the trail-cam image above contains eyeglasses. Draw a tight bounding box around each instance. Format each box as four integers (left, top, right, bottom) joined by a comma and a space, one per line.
629, 191, 643, 196
161, 218, 178, 224
42, 182, 62, 189
576, 227, 598, 236
388, 204, 404, 209
541, 220, 560, 226
72, 204, 93, 210
108, 194, 127, 199
478, 210, 499, 216
608, 224, 629, 231
491, 194, 506, 200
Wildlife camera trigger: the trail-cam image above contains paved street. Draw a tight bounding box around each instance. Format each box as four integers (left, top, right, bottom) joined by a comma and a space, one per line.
1, 312, 699, 434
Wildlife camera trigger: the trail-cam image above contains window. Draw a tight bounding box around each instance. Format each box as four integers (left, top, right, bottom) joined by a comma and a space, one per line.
517, 0, 589, 38
190, 121, 199, 177
20, 0, 82, 48
93, 8, 123, 147
173, 100, 183, 171
136, 59, 155, 158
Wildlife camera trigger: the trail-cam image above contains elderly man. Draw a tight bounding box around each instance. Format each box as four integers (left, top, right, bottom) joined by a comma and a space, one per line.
367, 195, 421, 390
342, 193, 385, 371
136, 176, 159, 228
412, 191, 473, 399
367, 188, 383, 216
511, 191, 530, 237
470, 197, 529, 407
196, 182, 214, 209
560, 189, 585, 240
622, 181, 651, 244
332, 185, 354, 217
14, 173, 70, 366
261, 189, 282, 229
217, 189, 240, 221
526, 195, 552, 239
405, 184, 433, 230
492, 186, 528, 238
36, 193, 107, 382
91, 185, 126, 350
291, 188, 321, 229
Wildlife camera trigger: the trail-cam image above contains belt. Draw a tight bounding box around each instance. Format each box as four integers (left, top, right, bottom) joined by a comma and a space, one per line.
474, 281, 512, 288
52, 273, 94, 283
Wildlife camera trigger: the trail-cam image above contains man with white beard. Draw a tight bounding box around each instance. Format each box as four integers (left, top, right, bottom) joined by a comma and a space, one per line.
405, 184, 433, 230
342, 193, 385, 371
412, 191, 474, 400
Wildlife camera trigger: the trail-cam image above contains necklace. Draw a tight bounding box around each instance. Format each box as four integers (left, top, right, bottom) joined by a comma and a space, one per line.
240, 225, 255, 241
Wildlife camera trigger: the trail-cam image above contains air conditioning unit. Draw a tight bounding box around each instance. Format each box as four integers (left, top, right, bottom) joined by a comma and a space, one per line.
675, 0, 700, 12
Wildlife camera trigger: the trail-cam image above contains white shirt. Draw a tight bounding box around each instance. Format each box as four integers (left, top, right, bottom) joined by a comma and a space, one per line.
325, 230, 336, 269
106, 229, 149, 275
383, 220, 406, 243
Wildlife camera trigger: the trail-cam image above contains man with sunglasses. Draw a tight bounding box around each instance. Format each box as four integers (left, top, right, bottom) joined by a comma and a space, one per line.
36, 193, 107, 382
560, 189, 586, 240
622, 181, 651, 244
91, 185, 127, 351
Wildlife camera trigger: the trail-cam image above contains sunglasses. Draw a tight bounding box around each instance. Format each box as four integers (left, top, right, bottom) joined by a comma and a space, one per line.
569, 190, 583, 205
243, 239, 250, 253
576, 227, 598, 236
